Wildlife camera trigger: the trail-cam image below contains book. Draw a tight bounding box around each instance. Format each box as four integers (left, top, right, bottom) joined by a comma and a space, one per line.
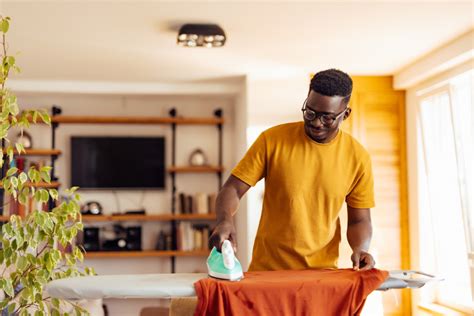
194, 193, 207, 214
208, 193, 217, 214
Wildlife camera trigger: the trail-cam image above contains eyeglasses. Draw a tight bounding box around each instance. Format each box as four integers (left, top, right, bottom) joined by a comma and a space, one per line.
301, 99, 347, 126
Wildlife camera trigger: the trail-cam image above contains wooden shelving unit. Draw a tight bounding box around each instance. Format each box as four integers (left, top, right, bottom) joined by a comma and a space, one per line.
3, 108, 224, 272
82, 213, 216, 222
1, 213, 216, 223
84, 249, 209, 258
168, 166, 225, 173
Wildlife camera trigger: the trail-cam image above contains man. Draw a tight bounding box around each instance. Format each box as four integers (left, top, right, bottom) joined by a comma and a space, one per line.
210, 69, 376, 271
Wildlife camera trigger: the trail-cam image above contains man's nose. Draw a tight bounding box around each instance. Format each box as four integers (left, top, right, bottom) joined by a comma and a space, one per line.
310, 116, 324, 128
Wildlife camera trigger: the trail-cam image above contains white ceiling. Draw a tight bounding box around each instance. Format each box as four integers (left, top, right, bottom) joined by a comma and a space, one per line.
2, 1, 473, 83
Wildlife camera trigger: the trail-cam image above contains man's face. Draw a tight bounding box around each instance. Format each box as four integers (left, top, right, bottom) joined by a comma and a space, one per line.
302, 91, 351, 143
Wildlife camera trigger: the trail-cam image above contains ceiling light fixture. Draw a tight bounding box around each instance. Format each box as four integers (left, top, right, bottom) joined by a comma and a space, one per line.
177, 23, 226, 48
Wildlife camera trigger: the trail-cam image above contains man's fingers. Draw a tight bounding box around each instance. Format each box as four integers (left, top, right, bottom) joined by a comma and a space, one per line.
359, 255, 375, 271
208, 233, 224, 251
230, 232, 238, 253
359, 254, 375, 271
352, 253, 360, 270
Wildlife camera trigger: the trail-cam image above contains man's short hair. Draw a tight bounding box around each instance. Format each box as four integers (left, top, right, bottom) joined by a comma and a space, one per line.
310, 69, 353, 104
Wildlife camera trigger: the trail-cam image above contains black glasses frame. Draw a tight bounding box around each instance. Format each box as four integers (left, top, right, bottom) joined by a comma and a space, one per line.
301, 99, 347, 126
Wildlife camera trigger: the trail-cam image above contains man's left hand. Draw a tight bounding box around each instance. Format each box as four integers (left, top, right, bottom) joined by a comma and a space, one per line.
351, 250, 375, 271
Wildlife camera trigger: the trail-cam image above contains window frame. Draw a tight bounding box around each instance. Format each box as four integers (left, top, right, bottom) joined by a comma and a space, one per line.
415, 79, 473, 313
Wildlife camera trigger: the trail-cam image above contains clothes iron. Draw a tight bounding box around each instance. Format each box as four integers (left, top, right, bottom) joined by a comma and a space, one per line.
207, 240, 244, 281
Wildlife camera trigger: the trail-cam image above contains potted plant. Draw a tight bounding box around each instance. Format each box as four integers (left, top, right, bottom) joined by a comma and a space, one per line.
0, 16, 93, 315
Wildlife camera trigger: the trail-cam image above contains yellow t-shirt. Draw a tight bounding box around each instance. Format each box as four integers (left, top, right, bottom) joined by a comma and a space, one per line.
231, 122, 375, 271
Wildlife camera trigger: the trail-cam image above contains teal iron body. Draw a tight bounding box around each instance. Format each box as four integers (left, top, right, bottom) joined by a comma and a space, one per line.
207, 240, 244, 281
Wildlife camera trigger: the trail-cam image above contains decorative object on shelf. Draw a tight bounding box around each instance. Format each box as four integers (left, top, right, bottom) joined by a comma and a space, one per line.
14, 130, 33, 149
155, 231, 167, 251
81, 201, 103, 215
177, 23, 226, 48
189, 148, 208, 166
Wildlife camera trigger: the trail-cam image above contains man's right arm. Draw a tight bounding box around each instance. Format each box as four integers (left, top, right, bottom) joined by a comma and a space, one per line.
208, 175, 251, 252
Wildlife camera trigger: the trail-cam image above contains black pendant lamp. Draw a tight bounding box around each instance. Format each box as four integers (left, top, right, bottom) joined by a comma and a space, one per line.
177, 23, 226, 48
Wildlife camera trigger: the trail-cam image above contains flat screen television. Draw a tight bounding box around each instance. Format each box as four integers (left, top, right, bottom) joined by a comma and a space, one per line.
71, 136, 166, 189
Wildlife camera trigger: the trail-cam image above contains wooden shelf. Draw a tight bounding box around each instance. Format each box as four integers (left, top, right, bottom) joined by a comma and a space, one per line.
82, 213, 216, 222
168, 166, 224, 173
3, 149, 62, 156
51, 116, 224, 125
0, 215, 9, 221
84, 250, 209, 258
0, 181, 60, 189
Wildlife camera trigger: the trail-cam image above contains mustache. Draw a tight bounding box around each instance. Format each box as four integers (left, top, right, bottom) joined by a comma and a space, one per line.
305, 124, 327, 132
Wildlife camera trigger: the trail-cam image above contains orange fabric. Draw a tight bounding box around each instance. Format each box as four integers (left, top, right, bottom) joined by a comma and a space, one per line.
194, 269, 388, 316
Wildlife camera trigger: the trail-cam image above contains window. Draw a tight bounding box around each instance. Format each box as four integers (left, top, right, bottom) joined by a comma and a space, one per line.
417, 70, 473, 310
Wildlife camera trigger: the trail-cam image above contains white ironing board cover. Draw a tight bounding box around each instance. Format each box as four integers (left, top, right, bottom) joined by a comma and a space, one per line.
45, 270, 441, 300
45, 273, 207, 300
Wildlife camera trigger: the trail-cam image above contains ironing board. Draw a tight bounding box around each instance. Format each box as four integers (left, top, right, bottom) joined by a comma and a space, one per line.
45, 270, 441, 300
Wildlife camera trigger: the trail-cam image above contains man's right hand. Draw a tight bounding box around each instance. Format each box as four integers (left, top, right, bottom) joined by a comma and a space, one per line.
209, 220, 237, 253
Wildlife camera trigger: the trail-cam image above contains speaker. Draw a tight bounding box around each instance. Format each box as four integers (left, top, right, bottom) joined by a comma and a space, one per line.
126, 226, 142, 251
83, 227, 100, 251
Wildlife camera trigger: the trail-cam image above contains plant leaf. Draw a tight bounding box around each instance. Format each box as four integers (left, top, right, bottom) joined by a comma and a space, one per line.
15, 142, 25, 155
3, 278, 14, 297
38, 110, 51, 125
17, 255, 28, 271
6, 167, 18, 177
52, 297, 60, 308
0, 19, 9, 33
40, 170, 51, 183
18, 171, 28, 184
7, 303, 16, 314
48, 189, 58, 201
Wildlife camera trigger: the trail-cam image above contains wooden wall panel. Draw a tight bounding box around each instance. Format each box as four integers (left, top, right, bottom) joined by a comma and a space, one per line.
348, 77, 409, 316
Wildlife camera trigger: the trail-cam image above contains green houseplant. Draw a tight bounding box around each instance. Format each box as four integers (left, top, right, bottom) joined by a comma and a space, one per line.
0, 16, 93, 315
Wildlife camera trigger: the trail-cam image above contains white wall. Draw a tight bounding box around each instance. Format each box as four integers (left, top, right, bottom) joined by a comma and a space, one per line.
13, 91, 240, 316
240, 74, 309, 265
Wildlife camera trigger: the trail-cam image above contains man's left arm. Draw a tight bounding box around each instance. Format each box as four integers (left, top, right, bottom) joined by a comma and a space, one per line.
347, 206, 375, 271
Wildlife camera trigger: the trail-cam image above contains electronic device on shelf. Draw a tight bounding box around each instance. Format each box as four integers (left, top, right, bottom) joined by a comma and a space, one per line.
101, 224, 142, 251
126, 226, 142, 251
71, 136, 166, 189
82, 227, 100, 252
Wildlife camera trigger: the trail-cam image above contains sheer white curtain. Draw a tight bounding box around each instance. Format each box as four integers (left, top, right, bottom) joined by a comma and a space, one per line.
418, 70, 473, 309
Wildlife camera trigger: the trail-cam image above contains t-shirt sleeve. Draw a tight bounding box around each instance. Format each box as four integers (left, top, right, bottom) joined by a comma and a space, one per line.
231, 132, 267, 187
346, 155, 375, 209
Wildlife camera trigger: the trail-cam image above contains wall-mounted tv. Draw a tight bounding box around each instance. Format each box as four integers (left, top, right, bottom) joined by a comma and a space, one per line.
71, 136, 165, 189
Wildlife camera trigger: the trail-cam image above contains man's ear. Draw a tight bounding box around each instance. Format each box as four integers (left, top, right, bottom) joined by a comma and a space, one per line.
343, 107, 352, 120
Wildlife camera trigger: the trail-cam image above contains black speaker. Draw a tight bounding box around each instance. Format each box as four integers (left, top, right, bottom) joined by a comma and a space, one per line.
83, 227, 100, 251
126, 226, 142, 251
